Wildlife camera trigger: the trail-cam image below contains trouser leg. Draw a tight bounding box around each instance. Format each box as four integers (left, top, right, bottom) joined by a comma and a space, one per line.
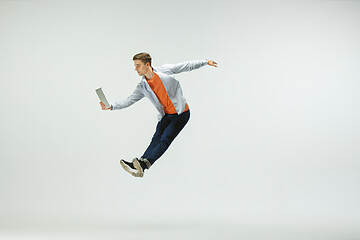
142, 114, 171, 160
142, 110, 190, 166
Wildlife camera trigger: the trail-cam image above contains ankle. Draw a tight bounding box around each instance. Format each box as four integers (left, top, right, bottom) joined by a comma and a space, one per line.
139, 158, 152, 169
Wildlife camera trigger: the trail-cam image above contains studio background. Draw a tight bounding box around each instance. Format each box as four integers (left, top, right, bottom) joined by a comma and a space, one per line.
1, 0, 359, 239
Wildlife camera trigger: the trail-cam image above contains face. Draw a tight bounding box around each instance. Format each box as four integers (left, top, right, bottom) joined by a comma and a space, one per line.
134, 60, 149, 76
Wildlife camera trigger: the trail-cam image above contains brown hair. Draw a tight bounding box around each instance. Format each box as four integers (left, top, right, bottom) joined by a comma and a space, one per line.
133, 52, 152, 66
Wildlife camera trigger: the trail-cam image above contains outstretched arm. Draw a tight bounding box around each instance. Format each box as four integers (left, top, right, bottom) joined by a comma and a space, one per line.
157, 59, 218, 75
100, 83, 144, 111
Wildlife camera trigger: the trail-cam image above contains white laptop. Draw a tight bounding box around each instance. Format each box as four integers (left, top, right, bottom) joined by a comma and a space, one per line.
95, 88, 110, 108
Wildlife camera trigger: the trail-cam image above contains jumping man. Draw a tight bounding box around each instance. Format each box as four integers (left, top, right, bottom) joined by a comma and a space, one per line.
100, 53, 218, 177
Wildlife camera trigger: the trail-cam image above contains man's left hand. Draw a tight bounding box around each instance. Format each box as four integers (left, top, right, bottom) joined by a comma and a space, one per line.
208, 60, 218, 67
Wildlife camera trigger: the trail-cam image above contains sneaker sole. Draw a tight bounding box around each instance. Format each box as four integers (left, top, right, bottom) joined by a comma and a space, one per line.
133, 159, 144, 178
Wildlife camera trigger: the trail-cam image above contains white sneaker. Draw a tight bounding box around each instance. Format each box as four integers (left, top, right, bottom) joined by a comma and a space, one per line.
120, 159, 139, 177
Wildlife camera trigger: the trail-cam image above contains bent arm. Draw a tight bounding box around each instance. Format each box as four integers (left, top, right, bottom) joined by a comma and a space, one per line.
157, 60, 209, 75
111, 83, 144, 110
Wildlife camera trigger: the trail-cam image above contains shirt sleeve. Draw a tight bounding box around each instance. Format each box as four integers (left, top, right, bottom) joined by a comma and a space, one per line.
156, 60, 209, 75
111, 82, 144, 110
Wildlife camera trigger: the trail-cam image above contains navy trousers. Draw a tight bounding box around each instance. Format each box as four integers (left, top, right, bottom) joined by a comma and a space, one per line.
142, 110, 190, 165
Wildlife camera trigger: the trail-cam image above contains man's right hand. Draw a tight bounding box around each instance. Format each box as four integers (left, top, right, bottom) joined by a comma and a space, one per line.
100, 102, 112, 110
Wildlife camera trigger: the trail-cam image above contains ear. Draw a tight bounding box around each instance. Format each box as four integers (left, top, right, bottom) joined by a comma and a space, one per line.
146, 62, 150, 67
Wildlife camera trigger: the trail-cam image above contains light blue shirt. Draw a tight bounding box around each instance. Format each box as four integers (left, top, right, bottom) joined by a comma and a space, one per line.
112, 59, 209, 119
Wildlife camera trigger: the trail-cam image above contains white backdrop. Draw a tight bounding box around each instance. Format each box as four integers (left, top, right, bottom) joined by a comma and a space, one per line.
1, 0, 359, 239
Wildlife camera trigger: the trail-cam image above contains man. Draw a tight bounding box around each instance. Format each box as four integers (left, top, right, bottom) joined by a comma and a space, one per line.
100, 53, 217, 177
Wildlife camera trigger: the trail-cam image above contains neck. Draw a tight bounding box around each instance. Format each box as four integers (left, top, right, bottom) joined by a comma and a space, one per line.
144, 67, 154, 80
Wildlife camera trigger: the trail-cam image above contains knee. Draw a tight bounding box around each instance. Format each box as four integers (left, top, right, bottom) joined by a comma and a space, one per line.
151, 135, 161, 143
160, 135, 173, 148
